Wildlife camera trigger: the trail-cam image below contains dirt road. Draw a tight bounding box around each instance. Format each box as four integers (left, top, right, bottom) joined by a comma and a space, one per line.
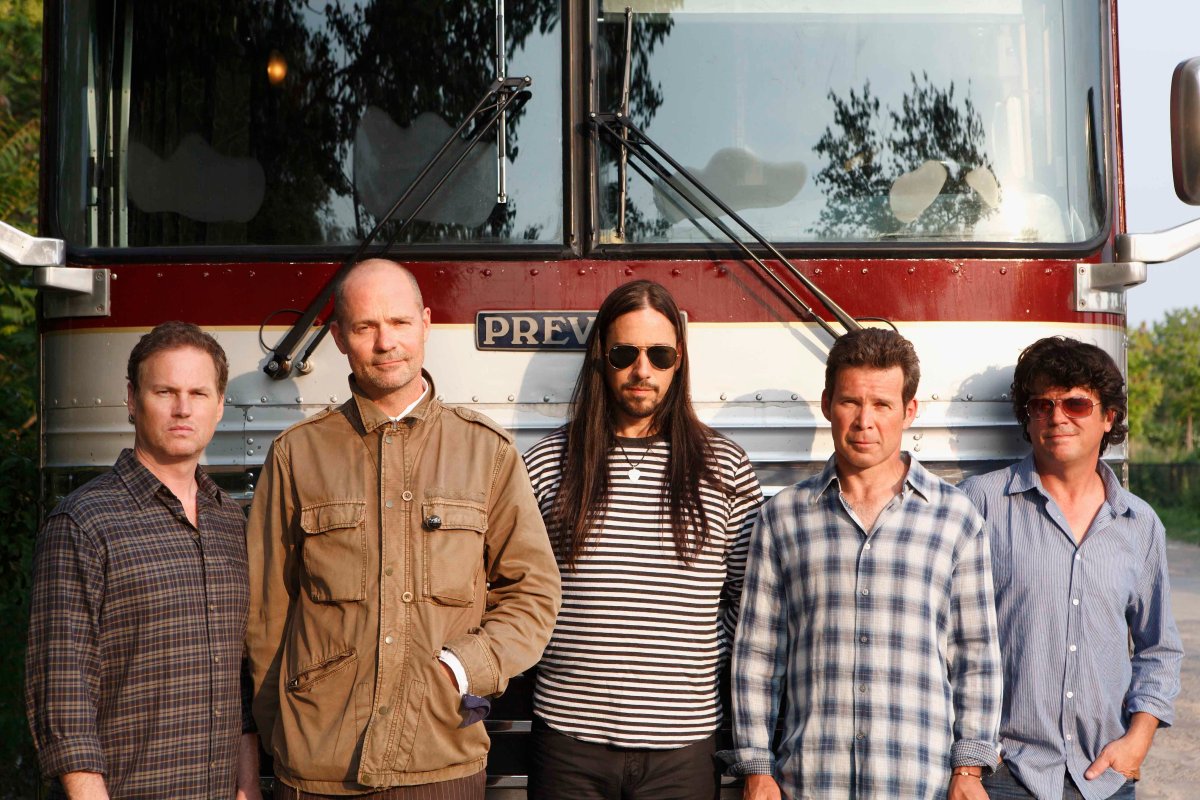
1139, 539, 1200, 798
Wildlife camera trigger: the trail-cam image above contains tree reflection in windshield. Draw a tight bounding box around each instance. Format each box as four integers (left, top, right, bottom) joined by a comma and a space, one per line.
811, 72, 999, 240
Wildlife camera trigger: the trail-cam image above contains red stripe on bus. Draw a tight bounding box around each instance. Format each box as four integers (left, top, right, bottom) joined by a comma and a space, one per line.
41, 258, 1122, 330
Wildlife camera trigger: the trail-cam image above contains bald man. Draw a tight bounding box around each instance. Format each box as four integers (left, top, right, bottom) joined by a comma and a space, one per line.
246, 260, 561, 799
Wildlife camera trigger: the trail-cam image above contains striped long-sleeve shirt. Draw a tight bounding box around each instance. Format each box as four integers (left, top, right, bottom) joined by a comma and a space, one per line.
960, 456, 1183, 800
726, 454, 1001, 799
523, 429, 762, 748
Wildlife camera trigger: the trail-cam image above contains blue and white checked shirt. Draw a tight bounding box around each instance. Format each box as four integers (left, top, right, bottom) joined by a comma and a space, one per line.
959, 456, 1183, 800
727, 454, 1001, 800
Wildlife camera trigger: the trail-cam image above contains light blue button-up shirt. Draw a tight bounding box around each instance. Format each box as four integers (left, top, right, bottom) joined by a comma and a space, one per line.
960, 456, 1183, 800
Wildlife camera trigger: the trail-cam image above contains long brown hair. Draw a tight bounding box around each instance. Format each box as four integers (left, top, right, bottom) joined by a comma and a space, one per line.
551, 280, 720, 570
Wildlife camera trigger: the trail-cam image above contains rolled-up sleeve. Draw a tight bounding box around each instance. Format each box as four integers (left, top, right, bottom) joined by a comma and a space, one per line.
947, 517, 1002, 770
724, 510, 786, 776
24, 513, 108, 778
1125, 518, 1183, 726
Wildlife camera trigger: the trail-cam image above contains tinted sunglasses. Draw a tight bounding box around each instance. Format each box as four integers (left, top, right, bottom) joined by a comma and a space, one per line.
1026, 397, 1099, 420
606, 344, 679, 370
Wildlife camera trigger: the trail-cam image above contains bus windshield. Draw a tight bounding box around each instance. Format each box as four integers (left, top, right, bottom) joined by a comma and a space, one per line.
52, 1, 563, 249
595, 0, 1108, 245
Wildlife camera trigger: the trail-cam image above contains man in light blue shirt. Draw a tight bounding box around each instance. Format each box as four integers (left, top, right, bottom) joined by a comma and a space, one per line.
960, 337, 1182, 800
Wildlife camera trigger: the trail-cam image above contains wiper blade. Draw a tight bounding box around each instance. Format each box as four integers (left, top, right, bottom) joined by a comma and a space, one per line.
593, 112, 861, 340
265, 76, 532, 380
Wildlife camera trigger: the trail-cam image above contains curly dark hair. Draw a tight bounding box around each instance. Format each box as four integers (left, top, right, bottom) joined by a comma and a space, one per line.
1010, 336, 1127, 454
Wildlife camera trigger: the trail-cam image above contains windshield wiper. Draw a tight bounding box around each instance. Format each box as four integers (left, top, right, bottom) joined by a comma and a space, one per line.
593, 112, 861, 340
265, 76, 532, 380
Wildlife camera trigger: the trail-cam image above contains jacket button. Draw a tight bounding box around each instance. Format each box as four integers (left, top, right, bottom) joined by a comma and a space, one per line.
402, 591, 414, 603
402, 491, 413, 502
425, 515, 442, 530
378, 706, 389, 716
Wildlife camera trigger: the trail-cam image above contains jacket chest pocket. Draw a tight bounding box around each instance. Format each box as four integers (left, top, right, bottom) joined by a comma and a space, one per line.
421, 497, 487, 606
300, 501, 367, 602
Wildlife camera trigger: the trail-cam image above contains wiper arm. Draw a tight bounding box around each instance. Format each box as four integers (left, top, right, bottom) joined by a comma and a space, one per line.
593, 112, 861, 340
265, 76, 532, 380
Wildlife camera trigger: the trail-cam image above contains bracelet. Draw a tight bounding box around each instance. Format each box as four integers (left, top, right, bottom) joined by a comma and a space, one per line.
953, 768, 983, 779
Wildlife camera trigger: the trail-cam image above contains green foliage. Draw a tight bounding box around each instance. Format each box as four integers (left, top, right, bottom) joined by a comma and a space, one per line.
1129, 307, 1200, 460
0, 1, 42, 794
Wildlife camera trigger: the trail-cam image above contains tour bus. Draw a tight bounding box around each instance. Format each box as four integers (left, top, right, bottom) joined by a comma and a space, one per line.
6, 0, 1200, 796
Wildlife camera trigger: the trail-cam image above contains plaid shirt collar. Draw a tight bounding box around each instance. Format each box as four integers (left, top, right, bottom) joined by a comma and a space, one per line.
113, 448, 224, 511
1006, 452, 1131, 516
811, 451, 934, 506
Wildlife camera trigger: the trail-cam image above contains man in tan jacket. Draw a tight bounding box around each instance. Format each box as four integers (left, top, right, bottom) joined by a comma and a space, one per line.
246, 259, 561, 799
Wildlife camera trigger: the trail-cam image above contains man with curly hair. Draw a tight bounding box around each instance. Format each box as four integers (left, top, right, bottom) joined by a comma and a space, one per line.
960, 337, 1183, 800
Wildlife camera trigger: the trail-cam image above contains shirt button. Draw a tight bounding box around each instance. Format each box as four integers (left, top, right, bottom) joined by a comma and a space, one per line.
385, 500, 394, 509
860, 589, 869, 596
860, 635, 868, 643
863, 543, 871, 550
385, 567, 394, 576
211, 761, 219, 769
858, 684, 867, 693
1072, 598, 1080, 606
1069, 645, 1077, 652
213, 655, 221, 664
1066, 734, 1072, 741
384, 635, 394, 645
1066, 691, 1074, 699
856, 732, 865, 740
213, 709, 222, 717
402, 490, 414, 502
402, 591, 414, 603
1075, 553, 1081, 560
207, 603, 216, 612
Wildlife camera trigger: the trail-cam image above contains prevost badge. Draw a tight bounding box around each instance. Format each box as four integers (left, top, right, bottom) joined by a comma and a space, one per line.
475, 311, 596, 350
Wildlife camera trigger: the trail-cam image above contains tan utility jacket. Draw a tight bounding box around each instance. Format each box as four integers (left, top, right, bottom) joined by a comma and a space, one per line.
246, 373, 561, 794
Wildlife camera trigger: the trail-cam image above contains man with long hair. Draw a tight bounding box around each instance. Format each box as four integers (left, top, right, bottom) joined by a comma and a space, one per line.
523, 280, 762, 800
961, 337, 1181, 800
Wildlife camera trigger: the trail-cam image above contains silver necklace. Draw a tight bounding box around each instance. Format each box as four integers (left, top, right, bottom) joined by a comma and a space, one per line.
616, 439, 652, 483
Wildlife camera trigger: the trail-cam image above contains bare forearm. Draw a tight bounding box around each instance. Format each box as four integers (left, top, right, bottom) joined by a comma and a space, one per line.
236, 733, 263, 800
61, 771, 109, 800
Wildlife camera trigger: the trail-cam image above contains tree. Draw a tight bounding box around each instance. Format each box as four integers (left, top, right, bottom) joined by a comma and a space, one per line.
0, 1, 43, 795
1151, 308, 1200, 454
1127, 323, 1164, 459
811, 72, 998, 239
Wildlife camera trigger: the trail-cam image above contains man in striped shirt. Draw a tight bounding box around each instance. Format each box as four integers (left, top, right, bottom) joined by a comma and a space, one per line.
726, 328, 1001, 800
523, 280, 763, 800
960, 337, 1182, 800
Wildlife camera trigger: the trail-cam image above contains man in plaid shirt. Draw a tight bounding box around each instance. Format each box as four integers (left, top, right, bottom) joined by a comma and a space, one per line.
725, 329, 1001, 800
25, 322, 259, 800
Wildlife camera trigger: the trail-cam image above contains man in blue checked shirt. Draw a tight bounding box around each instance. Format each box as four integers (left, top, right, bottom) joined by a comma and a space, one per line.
960, 337, 1182, 800
725, 328, 1002, 800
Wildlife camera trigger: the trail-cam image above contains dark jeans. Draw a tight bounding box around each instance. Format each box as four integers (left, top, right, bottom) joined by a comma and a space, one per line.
528, 718, 720, 800
983, 762, 1136, 800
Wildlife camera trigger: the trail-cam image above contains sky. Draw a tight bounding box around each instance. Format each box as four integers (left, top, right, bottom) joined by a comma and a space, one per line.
1118, 4, 1200, 327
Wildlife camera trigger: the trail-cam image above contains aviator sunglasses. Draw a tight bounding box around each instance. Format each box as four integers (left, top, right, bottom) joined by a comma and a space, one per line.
1026, 396, 1099, 420
607, 344, 679, 370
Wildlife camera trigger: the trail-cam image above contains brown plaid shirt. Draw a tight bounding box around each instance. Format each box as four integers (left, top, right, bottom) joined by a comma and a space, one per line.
25, 449, 252, 799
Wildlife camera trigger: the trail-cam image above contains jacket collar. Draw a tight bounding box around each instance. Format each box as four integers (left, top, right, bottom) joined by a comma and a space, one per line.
349, 370, 437, 433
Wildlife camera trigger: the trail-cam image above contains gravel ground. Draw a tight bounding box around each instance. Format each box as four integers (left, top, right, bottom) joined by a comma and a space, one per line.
1138, 539, 1200, 798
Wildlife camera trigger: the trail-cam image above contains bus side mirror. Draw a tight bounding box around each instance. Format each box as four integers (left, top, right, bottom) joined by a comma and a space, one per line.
1171, 57, 1200, 204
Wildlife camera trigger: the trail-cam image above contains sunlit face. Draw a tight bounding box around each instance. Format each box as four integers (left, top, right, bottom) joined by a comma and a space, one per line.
603, 307, 680, 436
127, 346, 225, 467
1026, 384, 1114, 469
330, 261, 431, 414
821, 365, 917, 475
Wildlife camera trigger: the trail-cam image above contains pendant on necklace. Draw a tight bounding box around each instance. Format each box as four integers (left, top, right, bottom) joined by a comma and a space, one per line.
628, 467, 643, 483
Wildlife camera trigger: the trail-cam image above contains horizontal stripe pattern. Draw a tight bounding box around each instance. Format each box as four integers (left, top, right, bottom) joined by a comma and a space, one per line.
523, 429, 762, 748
